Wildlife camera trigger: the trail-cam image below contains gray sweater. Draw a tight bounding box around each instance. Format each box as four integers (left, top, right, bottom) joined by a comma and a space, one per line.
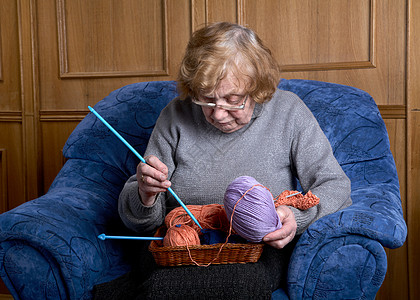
118, 89, 352, 235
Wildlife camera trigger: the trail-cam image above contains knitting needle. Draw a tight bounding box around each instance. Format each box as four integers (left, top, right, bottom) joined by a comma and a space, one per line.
98, 233, 164, 241
88, 106, 203, 230
286, 191, 302, 198
274, 192, 302, 203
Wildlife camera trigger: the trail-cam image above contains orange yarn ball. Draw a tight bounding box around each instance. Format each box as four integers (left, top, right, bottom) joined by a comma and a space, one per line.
163, 224, 201, 247
162, 204, 231, 248
198, 204, 231, 232
165, 204, 230, 234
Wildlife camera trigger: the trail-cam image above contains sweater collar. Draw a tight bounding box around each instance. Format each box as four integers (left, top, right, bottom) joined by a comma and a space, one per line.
252, 102, 264, 119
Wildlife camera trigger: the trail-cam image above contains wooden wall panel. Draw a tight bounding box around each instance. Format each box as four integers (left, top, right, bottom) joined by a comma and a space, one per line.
57, 0, 168, 78
407, 113, 420, 300
0, 0, 25, 216
245, 0, 406, 106
0, 123, 24, 213
36, 0, 191, 111
0, 149, 7, 213
246, 0, 372, 67
383, 118, 407, 211
378, 118, 408, 299
206, 0, 241, 24
407, 1, 420, 299
41, 121, 80, 192
0, 0, 21, 111
191, 0, 242, 30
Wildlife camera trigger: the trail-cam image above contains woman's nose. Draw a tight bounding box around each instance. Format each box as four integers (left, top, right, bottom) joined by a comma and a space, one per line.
211, 106, 228, 120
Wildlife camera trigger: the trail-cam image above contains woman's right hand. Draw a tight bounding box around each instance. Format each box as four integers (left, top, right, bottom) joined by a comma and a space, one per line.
136, 155, 171, 206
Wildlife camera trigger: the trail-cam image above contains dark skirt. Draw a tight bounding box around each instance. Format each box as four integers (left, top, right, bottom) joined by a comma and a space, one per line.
93, 237, 298, 300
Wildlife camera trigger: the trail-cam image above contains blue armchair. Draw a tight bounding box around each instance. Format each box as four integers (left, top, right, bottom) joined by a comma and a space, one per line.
0, 79, 407, 299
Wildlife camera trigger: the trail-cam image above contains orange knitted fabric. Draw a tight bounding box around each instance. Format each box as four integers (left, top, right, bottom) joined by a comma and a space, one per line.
274, 190, 319, 210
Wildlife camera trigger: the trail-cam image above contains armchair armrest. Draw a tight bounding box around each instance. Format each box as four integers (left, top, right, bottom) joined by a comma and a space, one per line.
0, 159, 131, 299
287, 157, 407, 299
288, 232, 387, 299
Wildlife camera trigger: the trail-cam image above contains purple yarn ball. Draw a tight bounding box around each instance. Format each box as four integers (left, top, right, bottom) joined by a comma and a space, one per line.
223, 176, 282, 242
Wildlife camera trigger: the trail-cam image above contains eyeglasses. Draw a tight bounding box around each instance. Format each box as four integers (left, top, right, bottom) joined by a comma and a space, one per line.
192, 94, 249, 111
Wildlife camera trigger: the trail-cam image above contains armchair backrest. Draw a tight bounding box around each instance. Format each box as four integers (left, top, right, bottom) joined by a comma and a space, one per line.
279, 79, 390, 164
278, 79, 398, 192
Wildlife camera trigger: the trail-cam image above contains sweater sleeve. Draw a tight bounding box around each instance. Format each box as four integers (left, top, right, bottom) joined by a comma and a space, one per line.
289, 97, 352, 234
118, 174, 166, 234
118, 101, 179, 234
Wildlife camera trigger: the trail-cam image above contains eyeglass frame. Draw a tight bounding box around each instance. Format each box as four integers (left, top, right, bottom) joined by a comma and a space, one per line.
192, 94, 249, 111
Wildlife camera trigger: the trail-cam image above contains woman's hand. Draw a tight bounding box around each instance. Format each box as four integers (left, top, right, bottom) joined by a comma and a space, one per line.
136, 155, 171, 206
263, 205, 297, 249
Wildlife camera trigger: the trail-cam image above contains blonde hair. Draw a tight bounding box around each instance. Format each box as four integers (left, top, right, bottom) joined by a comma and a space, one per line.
177, 22, 281, 104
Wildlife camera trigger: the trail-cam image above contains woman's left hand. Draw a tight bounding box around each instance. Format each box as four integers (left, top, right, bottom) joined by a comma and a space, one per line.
263, 205, 297, 249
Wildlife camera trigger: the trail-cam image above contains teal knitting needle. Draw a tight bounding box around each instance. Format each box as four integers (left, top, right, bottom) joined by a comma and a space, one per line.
98, 233, 164, 241
88, 106, 203, 230
286, 191, 302, 198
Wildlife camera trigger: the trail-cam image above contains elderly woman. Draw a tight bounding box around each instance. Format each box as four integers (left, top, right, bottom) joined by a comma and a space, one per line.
110, 22, 351, 298
119, 22, 351, 248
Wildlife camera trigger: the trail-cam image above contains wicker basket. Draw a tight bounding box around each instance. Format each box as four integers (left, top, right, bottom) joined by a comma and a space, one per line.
149, 226, 264, 267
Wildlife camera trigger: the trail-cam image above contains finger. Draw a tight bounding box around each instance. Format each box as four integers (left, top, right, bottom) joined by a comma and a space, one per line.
137, 156, 168, 182
263, 210, 296, 249
275, 205, 291, 221
140, 174, 171, 190
264, 208, 295, 239
264, 234, 294, 249
263, 226, 291, 242
144, 155, 169, 179
140, 182, 169, 194
137, 173, 171, 206
263, 226, 295, 249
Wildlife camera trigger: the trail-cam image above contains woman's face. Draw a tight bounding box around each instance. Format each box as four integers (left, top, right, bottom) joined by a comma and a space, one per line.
199, 73, 255, 133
